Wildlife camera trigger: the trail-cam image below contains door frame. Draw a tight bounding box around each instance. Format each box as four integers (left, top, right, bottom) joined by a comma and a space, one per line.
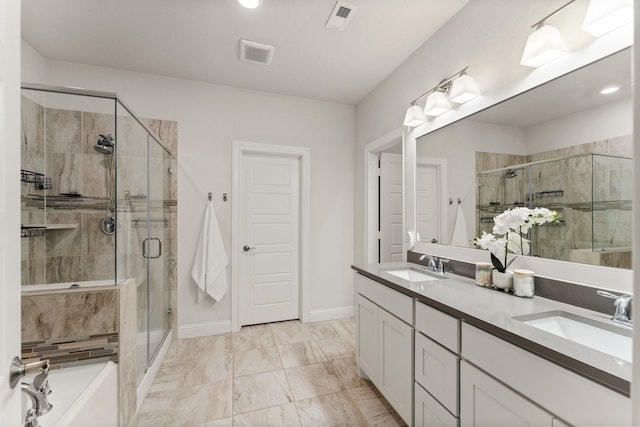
364, 127, 404, 264
1, 0, 22, 421
231, 141, 310, 332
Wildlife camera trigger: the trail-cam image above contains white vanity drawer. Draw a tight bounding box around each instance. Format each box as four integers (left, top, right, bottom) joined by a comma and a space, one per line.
355, 273, 413, 324
415, 301, 460, 353
415, 332, 459, 416
415, 382, 458, 427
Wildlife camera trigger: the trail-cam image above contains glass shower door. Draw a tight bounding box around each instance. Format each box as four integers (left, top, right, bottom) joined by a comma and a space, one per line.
145, 135, 171, 364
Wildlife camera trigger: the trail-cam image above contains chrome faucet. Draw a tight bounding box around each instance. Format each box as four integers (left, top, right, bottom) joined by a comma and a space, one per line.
21, 381, 53, 427
597, 290, 632, 327
437, 258, 450, 273
418, 255, 439, 272
13, 358, 52, 427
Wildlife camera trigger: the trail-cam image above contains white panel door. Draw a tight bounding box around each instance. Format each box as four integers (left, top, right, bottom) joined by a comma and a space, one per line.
379, 153, 403, 262
0, 0, 22, 423
416, 163, 440, 243
239, 154, 300, 326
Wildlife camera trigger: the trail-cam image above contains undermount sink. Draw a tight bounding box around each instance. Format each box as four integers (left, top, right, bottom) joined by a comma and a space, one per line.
383, 267, 444, 282
514, 311, 632, 362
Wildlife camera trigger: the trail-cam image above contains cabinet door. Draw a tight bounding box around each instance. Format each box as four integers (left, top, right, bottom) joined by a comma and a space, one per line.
356, 294, 378, 383
460, 361, 553, 427
378, 308, 413, 425
415, 382, 458, 427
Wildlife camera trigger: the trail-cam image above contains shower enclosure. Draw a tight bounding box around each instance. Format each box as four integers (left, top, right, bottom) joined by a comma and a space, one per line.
20, 84, 177, 385
476, 153, 632, 267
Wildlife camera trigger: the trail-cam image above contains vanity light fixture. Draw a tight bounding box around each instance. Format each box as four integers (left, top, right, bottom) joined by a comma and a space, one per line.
403, 67, 481, 127
239, 0, 262, 9
582, 0, 633, 37
600, 86, 620, 95
520, 1, 574, 68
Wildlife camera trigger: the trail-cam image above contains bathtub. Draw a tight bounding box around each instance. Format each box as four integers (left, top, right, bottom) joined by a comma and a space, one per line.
23, 361, 118, 427
21, 279, 125, 294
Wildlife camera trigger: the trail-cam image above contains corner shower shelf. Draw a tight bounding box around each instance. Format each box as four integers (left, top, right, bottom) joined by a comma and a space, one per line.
21, 224, 78, 238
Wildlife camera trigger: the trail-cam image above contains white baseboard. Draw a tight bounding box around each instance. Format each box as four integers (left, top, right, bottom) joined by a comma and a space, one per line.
178, 320, 232, 339
305, 305, 354, 323
137, 330, 172, 411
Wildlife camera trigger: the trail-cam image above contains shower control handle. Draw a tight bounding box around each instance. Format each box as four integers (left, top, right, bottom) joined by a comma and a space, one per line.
243, 245, 256, 252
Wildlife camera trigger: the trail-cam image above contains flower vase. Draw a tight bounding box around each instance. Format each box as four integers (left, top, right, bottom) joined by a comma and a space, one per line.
492, 270, 513, 292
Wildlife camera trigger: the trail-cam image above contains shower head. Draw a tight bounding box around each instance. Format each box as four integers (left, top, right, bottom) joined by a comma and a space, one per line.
94, 134, 114, 155
505, 168, 519, 179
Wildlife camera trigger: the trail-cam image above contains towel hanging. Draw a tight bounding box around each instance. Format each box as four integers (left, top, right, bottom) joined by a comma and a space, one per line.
191, 199, 229, 302
450, 204, 469, 247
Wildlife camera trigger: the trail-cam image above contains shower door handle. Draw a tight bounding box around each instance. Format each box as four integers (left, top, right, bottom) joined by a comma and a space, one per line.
143, 237, 162, 259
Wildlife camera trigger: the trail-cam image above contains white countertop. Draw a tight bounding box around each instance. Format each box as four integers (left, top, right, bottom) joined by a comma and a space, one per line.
352, 262, 631, 395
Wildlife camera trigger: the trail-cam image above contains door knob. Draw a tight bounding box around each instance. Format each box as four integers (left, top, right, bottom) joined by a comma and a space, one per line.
243, 245, 256, 252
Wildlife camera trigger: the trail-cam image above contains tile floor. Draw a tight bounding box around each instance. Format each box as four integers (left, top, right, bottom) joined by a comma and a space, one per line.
136, 318, 406, 426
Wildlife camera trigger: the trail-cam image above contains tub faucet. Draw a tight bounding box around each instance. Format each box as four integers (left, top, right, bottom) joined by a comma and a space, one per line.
21, 381, 53, 427
597, 290, 632, 327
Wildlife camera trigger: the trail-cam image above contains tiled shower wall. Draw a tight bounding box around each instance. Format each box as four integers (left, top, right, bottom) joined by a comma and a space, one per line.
21, 95, 178, 293
21, 95, 119, 284
476, 136, 632, 267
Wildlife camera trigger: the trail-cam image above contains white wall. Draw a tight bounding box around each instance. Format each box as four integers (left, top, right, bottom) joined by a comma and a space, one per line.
22, 49, 355, 335
525, 97, 633, 152
21, 40, 46, 83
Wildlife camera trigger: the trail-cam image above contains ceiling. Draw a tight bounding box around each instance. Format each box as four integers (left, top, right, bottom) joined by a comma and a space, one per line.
21, 0, 469, 105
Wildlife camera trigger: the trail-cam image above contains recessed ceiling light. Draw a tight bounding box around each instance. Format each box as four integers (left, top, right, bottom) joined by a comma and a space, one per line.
239, 0, 261, 9
600, 86, 620, 95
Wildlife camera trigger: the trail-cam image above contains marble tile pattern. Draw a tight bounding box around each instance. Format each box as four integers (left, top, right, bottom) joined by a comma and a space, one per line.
21, 332, 118, 368
21, 289, 118, 342
475, 137, 632, 267
136, 318, 406, 427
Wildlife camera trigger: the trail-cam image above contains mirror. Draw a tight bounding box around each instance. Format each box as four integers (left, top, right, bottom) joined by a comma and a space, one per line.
416, 48, 632, 269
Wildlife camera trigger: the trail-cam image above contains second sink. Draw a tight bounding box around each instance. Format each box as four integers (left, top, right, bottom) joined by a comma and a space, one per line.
514, 310, 632, 362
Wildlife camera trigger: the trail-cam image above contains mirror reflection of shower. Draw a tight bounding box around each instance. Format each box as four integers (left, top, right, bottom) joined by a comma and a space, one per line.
93, 134, 117, 235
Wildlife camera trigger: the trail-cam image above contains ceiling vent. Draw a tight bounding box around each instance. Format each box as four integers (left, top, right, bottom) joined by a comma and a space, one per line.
239, 39, 275, 66
325, 1, 358, 31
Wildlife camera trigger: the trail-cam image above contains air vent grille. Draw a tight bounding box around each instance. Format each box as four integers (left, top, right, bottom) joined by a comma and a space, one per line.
336, 6, 351, 18
325, 1, 358, 31
239, 39, 275, 66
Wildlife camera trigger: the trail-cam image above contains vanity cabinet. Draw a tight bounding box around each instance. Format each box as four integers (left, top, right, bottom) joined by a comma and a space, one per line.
460, 361, 554, 427
355, 274, 413, 424
461, 323, 631, 426
354, 269, 631, 427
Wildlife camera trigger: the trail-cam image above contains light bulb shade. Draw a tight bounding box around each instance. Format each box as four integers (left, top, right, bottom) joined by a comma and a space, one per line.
520, 24, 568, 68
449, 74, 480, 104
403, 104, 427, 127
424, 91, 452, 117
582, 0, 633, 37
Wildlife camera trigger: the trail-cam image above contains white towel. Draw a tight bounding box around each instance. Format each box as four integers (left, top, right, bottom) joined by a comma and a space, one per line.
191, 200, 228, 303
450, 205, 469, 247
